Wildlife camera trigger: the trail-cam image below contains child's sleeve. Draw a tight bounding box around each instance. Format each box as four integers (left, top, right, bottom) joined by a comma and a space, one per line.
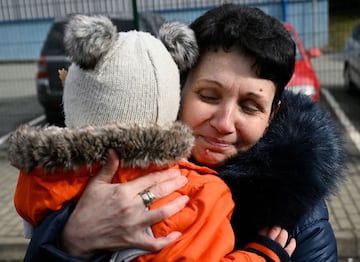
136, 174, 291, 262
230, 236, 292, 262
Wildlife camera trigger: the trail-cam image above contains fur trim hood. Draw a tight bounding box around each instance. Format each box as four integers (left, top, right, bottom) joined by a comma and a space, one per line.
218, 91, 345, 246
8, 122, 194, 173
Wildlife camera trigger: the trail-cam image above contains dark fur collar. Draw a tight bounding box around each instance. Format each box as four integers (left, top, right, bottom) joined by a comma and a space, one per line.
218, 91, 345, 247
8, 121, 194, 173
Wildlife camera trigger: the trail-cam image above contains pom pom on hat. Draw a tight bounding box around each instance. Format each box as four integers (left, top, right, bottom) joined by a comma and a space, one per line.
64, 14, 117, 69
159, 21, 199, 71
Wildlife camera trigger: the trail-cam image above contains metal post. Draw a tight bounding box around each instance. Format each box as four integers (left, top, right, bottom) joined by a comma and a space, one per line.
312, 0, 319, 47
132, 0, 139, 30
281, 0, 288, 22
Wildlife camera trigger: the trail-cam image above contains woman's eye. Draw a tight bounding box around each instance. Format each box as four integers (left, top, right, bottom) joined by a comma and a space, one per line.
242, 106, 258, 112
198, 90, 219, 102
240, 102, 261, 113
200, 94, 217, 101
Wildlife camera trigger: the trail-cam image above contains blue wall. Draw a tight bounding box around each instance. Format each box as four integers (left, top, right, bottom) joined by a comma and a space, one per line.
0, 19, 52, 61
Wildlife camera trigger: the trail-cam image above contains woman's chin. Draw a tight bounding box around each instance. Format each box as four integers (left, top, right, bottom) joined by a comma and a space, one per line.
193, 149, 228, 169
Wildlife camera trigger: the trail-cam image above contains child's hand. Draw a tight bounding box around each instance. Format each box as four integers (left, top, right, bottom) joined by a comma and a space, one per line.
58, 68, 67, 87
258, 226, 296, 256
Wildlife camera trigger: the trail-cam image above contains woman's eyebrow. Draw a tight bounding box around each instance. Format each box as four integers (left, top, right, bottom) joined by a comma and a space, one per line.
195, 78, 223, 87
246, 92, 263, 98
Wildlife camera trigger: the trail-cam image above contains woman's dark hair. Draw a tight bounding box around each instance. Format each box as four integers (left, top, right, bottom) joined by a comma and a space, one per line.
182, 4, 296, 111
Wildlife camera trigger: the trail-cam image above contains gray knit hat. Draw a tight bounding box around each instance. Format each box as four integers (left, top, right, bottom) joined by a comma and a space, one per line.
62, 15, 198, 128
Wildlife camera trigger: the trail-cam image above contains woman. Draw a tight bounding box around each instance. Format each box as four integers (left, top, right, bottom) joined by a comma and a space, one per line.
12, 14, 295, 261
24, 4, 344, 261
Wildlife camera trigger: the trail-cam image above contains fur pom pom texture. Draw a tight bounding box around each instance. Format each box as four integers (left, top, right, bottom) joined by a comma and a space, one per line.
158, 21, 199, 71
64, 14, 117, 69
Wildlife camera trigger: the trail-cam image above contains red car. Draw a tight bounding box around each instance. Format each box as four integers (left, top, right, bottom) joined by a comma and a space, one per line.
284, 23, 322, 101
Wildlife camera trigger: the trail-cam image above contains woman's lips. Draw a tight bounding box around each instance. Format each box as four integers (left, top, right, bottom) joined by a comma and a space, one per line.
201, 136, 233, 149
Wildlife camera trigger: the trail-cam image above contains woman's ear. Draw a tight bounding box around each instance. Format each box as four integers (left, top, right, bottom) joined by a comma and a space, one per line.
268, 100, 281, 126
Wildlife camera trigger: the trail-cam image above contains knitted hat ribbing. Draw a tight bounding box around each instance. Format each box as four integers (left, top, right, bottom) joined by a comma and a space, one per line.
62, 15, 198, 128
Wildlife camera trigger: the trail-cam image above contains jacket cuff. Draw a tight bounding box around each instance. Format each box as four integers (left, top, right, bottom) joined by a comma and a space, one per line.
24, 202, 111, 262
243, 235, 292, 262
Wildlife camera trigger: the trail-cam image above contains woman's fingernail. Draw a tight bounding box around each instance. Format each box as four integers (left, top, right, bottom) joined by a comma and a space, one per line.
179, 195, 190, 204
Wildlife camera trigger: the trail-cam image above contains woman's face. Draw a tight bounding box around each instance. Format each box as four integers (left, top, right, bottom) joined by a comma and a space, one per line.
180, 50, 279, 168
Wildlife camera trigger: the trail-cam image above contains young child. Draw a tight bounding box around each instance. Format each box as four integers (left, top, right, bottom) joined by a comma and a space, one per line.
9, 14, 293, 261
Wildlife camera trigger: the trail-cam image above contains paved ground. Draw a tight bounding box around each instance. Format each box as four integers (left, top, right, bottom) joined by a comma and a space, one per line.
327, 132, 360, 261
0, 145, 29, 261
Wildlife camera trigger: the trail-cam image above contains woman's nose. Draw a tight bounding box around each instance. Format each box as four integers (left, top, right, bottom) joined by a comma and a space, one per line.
209, 106, 237, 134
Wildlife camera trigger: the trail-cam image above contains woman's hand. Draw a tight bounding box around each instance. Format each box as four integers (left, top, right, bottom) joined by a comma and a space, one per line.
258, 226, 297, 256
61, 149, 189, 259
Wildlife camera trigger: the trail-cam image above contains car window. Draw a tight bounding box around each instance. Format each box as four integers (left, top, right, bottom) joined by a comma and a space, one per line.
111, 19, 134, 32
288, 32, 302, 61
294, 38, 302, 60
41, 21, 67, 55
41, 19, 135, 56
352, 22, 360, 42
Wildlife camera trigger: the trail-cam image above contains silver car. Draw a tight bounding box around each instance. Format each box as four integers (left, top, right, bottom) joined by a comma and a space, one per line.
344, 19, 360, 93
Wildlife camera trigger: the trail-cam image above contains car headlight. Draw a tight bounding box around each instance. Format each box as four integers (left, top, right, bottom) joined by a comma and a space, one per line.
286, 85, 316, 97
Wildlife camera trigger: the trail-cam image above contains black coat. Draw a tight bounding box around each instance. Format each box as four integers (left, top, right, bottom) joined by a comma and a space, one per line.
219, 91, 345, 261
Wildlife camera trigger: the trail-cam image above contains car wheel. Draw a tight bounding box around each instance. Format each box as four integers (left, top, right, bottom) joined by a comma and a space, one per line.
344, 64, 357, 94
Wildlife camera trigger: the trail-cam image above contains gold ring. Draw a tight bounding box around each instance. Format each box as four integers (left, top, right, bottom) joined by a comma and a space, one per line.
139, 189, 156, 208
